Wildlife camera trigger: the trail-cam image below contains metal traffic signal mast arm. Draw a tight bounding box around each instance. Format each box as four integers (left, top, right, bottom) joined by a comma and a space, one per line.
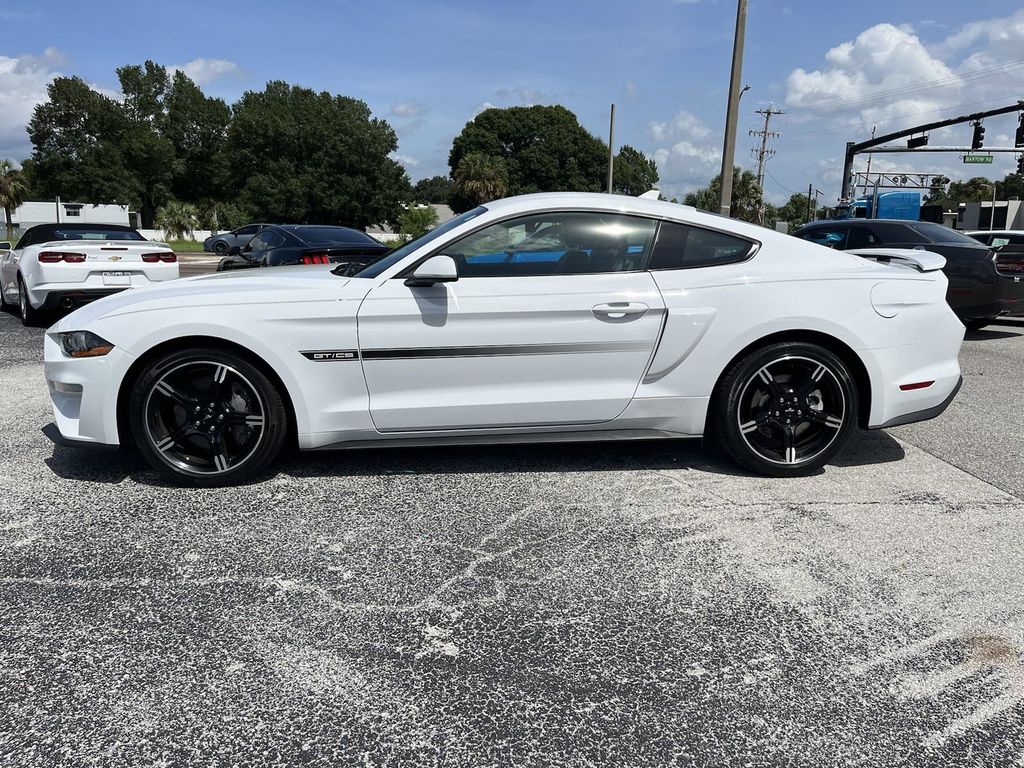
840, 101, 1024, 200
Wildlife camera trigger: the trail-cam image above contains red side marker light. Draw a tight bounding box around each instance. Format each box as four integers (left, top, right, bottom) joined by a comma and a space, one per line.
899, 381, 934, 391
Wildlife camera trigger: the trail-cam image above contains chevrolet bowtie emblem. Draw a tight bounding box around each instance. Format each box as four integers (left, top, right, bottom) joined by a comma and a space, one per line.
109, 255, 122, 261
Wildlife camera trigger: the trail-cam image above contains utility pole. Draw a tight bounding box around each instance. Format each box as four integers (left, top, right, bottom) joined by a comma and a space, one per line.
806, 183, 813, 223
751, 104, 783, 223
862, 126, 876, 196
718, 0, 748, 216
606, 103, 615, 194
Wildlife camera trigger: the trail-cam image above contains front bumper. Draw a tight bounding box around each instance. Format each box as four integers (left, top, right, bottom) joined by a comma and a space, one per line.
43, 333, 134, 447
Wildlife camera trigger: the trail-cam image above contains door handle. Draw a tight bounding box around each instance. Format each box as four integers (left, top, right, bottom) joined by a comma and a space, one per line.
592, 302, 649, 320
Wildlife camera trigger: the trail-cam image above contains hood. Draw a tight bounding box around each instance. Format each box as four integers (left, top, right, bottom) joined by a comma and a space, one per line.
55, 266, 363, 329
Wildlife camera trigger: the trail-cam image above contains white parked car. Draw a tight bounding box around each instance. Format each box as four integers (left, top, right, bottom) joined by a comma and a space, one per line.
42, 193, 964, 485
0, 223, 178, 326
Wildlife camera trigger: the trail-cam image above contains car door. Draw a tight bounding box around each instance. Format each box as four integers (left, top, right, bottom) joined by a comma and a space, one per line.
1, 230, 29, 301
233, 225, 259, 248
245, 230, 275, 266
356, 210, 666, 432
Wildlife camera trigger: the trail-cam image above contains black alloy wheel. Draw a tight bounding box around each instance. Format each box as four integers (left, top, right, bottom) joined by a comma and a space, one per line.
213, 240, 229, 256
129, 348, 288, 485
714, 342, 858, 477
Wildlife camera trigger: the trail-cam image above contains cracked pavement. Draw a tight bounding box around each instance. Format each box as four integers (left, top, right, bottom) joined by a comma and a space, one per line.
1, 307, 1023, 767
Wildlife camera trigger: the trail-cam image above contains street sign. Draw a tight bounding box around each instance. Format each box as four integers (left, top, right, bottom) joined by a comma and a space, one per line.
963, 154, 994, 164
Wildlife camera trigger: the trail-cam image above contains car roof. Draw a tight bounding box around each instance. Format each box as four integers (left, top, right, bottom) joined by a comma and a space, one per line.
479, 192, 773, 244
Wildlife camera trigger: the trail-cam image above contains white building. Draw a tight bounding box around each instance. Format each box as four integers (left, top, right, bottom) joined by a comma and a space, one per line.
7, 201, 132, 236
957, 200, 1024, 231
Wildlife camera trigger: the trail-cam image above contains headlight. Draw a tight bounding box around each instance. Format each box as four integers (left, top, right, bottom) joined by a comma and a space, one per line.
58, 331, 114, 358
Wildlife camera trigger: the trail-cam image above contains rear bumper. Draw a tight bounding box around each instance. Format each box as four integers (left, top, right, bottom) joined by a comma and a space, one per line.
864, 308, 965, 429
39, 288, 126, 311
873, 376, 962, 429
949, 279, 1024, 320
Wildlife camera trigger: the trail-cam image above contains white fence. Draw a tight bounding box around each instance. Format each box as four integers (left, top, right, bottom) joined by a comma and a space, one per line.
138, 229, 215, 243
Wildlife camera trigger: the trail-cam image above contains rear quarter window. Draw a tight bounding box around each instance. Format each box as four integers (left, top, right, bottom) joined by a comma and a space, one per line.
649, 222, 755, 269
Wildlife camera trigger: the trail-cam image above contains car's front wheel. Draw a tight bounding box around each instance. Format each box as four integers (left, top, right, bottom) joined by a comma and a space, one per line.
128, 347, 289, 485
713, 341, 858, 477
213, 240, 229, 256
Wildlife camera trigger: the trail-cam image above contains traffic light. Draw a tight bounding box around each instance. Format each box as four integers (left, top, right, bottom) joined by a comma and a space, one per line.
1016, 113, 1024, 148
1018, 154, 1024, 175
972, 121, 986, 150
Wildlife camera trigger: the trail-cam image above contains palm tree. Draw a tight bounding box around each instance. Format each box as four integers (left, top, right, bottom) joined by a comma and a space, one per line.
0, 160, 29, 241
155, 200, 200, 241
454, 152, 508, 207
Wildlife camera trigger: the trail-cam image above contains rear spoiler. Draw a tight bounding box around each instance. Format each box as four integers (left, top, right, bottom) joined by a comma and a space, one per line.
847, 248, 946, 273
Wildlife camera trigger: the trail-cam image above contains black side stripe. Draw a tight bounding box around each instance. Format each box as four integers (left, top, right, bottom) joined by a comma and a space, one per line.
301, 341, 651, 362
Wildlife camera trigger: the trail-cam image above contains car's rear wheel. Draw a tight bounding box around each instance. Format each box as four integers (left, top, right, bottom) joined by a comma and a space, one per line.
128, 347, 288, 486
213, 241, 229, 256
17, 277, 41, 326
713, 341, 858, 477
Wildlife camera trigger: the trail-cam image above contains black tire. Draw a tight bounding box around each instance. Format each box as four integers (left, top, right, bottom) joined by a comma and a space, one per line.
964, 319, 990, 332
17, 276, 41, 327
128, 347, 288, 486
713, 341, 858, 477
213, 240, 229, 256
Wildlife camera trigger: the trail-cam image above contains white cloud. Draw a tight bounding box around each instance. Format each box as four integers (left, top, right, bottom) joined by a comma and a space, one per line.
472, 101, 497, 118
647, 110, 721, 199
391, 101, 428, 117
782, 15, 1024, 194
0, 47, 63, 161
392, 153, 419, 169
494, 87, 550, 105
173, 58, 239, 86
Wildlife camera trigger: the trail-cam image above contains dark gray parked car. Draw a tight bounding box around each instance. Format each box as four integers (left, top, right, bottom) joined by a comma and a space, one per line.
203, 224, 273, 256
794, 219, 1024, 331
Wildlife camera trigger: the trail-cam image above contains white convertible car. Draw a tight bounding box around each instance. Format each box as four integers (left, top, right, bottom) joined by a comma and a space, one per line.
42, 193, 964, 485
0, 223, 178, 325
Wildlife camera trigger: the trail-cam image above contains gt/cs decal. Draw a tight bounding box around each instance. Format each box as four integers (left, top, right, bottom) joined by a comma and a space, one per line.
300, 350, 359, 361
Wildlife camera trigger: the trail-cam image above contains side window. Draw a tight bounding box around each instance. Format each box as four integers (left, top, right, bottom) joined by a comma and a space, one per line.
846, 227, 882, 249
649, 222, 754, 270
443, 212, 657, 278
236, 225, 258, 237
798, 226, 849, 250
247, 232, 273, 253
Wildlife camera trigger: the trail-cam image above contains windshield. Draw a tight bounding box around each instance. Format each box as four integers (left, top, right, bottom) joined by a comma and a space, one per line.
352, 207, 487, 278
903, 222, 983, 245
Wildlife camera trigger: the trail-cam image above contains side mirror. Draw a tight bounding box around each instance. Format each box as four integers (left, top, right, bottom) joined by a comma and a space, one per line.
405, 255, 458, 287
229, 245, 242, 256
0, 241, 11, 251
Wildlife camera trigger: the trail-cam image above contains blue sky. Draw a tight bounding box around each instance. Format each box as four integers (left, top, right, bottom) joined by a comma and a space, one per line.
2, 0, 1024, 204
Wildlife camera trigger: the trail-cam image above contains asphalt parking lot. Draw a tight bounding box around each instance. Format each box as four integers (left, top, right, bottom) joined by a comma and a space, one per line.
2, 269, 1024, 766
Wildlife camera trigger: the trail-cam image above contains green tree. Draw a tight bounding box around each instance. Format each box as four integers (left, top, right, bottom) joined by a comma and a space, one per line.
398, 205, 439, 239
613, 145, 659, 197
684, 167, 763, 222
452, 152, 508, 209
775, 192, 813, 228
155, 199, 199, 240
28, 76, 136, 208
412, 175, 453, 204
0, 160, 29, 241
163, 70, 231, 204
224, 81, 408, 228
448, 105, 606, 212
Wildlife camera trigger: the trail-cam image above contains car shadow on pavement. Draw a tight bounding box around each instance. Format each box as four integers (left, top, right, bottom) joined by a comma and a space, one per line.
43, 427, 906, 487
966, 328, 1021, 340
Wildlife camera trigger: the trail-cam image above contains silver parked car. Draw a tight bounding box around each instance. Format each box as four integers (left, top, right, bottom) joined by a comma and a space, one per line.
203, 224, 273, 256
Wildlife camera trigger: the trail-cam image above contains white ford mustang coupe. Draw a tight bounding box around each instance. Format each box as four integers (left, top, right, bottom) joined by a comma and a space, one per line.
42, 193, 964, 485
1, 223, 178, 325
